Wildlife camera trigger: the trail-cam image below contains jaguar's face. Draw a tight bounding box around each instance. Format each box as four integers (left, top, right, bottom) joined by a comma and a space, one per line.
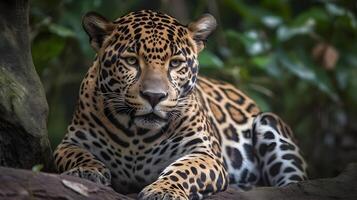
83, 10, 216, 129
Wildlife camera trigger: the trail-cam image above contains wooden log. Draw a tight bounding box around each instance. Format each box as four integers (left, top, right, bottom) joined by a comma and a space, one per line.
1, 163, 356, 200
0, 166, 133, 200
208, 163, 357, 200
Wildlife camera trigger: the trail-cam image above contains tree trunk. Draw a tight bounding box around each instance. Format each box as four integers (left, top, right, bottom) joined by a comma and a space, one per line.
0, 164, 357, 200
0, 0, 52, 170
0, 166, 132, 200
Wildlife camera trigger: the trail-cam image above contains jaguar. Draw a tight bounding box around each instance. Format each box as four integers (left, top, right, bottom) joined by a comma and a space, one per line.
54, 10, 308, 200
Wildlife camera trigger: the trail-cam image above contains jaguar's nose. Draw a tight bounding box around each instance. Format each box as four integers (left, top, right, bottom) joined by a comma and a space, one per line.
140, 90, 168, 107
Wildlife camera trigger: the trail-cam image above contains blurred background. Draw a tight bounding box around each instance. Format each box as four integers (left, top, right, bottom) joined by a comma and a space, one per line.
30, 0, 357, 179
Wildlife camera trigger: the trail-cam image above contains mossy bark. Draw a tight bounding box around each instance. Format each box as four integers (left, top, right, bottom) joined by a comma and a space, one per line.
0, 0, 52, 170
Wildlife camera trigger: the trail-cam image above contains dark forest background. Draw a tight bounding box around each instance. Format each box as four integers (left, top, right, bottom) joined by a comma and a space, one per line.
29, 0, 357, 179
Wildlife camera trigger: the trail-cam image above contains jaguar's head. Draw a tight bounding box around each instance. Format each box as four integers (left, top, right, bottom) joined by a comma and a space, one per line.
83, 10, 216, 129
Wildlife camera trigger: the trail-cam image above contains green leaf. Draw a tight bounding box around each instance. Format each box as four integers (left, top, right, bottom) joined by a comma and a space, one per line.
325, 3, 345, 16
277, 50, 339, 101
265, 54, 283, 78
278, 53, 316, 81
49, 23, 75, 38
325, 3, 357, 29
292, 7, 329, 27
32, 164, 44, 172
277, 19, 315, 41
261, 15, 282, 28
245, 90, 271, 112
221, 0, 266, 23
32, 35, 66, 74
226, 30, 270, 56
199, 50, 224, 69
251, 55, 271, 70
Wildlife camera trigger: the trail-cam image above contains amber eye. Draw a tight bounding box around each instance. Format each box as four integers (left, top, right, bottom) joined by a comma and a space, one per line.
169, 59, 183, 68
125, 57, 138, 66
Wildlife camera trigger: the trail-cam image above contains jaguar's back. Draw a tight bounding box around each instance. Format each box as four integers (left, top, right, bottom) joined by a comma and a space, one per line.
197, 77, 261, 188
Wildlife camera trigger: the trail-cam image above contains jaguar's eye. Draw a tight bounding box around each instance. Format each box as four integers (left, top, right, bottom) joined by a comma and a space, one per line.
125, 57, 138, 66
169, 59, 183, 68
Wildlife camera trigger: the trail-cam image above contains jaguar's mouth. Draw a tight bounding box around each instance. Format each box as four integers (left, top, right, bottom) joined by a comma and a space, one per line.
136, 113, 166, 121
133, 113, 167, 129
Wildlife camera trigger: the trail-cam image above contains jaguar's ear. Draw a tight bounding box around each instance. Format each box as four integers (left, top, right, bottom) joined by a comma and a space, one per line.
82, 12, 115, 51
188, 14, 217, 52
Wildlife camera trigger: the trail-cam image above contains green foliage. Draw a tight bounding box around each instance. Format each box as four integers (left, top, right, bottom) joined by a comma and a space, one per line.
30, 0, 357, 178
32, 164, 44, 172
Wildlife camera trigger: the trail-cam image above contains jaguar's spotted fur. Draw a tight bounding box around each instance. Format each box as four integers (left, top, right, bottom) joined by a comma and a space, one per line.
54, 10, 307, 200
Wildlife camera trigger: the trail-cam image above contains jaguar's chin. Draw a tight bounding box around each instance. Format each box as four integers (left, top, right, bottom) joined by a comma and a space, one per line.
133, 113, 167, 130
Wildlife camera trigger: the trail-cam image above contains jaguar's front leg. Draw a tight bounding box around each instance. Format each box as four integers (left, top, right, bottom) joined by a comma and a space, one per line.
138, 152, 228, 200
54, 142, 111, 186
